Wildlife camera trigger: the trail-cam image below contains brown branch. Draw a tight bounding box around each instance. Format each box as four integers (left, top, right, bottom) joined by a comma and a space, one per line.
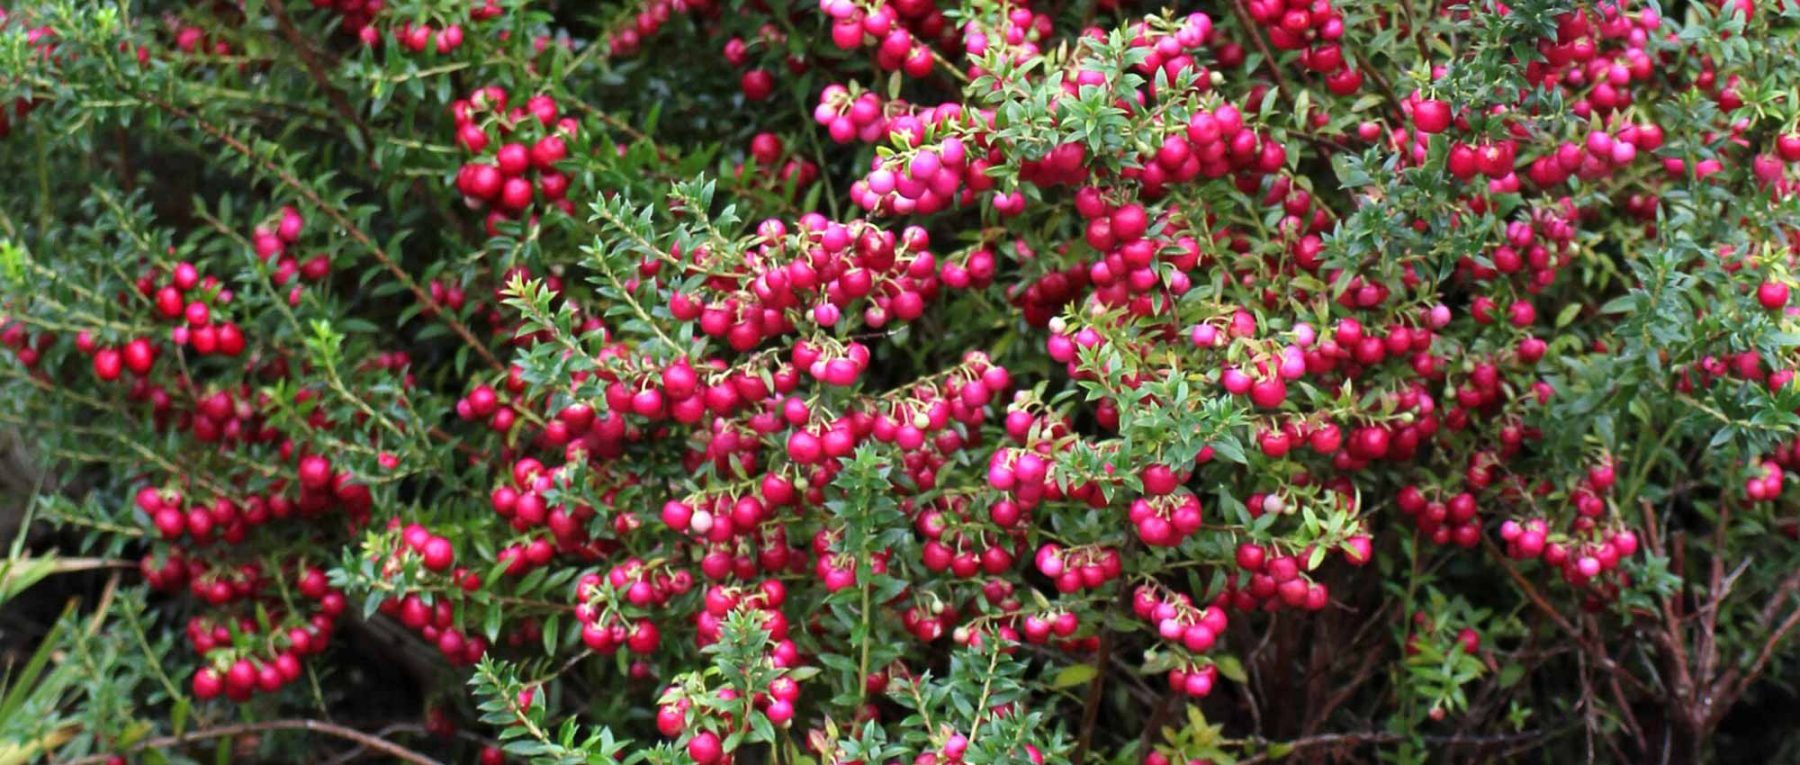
1226, 0, 1290, 96
319, 723, 495, 765
1231, 728, 1568, 765
263, 0, 373, 153
1071, 602, 1118, 764
1587, 618, 1647, 754
1302, 638, 1384, 737
1072, 559, 1137, 764
1753, 570, 1800, 629
1695, 504, 1735, 696
1488, 540, 1583, 638
1487, 541, 1651, 695
61, 719, 444, 765
1653, 535, 1699, 733
1715, 570, 1800, 716
1136, 693, 1177, 756
1352, 53, 1402, 113
1718, 604, 1800, 716
137, 93, 504, 373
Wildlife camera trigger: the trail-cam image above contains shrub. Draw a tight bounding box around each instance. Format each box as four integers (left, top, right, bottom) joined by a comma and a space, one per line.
3, 0, 1800, 763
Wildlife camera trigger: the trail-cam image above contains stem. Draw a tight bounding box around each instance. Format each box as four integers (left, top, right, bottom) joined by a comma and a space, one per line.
1618, 421, 1678, 515
119, 592, 191, 706
263, 0, 372, 153
60, 719, 444, 765
133, 93, 504, 373
1226, 0, 1290, 96
584, 238, 681, 352
963, 643, 1006, 747
855, 572, 873, 706
1072, 545, 1135, 764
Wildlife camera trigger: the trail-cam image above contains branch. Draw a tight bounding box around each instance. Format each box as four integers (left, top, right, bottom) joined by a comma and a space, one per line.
1072, 553, 1135, 763
1070, 618, 1115, 764
1721, 604, 1800, 714
1715, 570, 1800, 715
263, 0, 373, 153
1232, 727, 1572, 765
1486, 540, 1651, 696
319, 723, 495, 765
136, 93, 504, 373
60, 719, 445, 765
1226, 0, 1290, 96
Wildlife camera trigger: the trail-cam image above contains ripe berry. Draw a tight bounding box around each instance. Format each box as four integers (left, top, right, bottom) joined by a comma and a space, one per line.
531, 136, 567, 169
422, 537, 455, 571
193, 667, 224, 699
687, 731, 723, 764
741, 69, 774, 101
496, 143, 530, 176
92, 348, 122, 381
298, 455, 332, 489
1413, 99, 1451, 134
1758, 281, 1789, 310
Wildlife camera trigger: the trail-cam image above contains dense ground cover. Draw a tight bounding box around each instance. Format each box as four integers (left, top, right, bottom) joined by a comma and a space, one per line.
5, 0, 1800, 762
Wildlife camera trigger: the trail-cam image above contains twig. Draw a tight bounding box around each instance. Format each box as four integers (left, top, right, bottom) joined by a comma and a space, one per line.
1352, 53, 1402, 112
85, 571, 121, 637
263, 0, 372, 153
1230, 727, 1571, 765
319, 723, 494, 765
1486, 540, 1650, 696
136, 93, 504, 372
963, 645, 1006, 747
1226, 0, 1290, 96
1586, 617, 1647, 753
1072, 556, 1135, 763
1716, 572, 1800, 716
61, 719, 445, 765
1071, 618, 1115, 764
0, 557, 133, 593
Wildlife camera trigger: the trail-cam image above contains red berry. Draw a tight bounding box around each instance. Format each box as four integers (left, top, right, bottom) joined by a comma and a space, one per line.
298, 455, 332, 489
530, 136, 567, 169
1759, 281, 1789, 310
495, 143, 530, 176
688, 731, 723, 764
422, 537, 455, 571
1413, 99, 1451, 134
741, 69, 774, 101
193, 667, 224, 699
184, 301, 211, 327
92, 348, 122, 381
464, 163, 503, 200
123, 337, 157, 375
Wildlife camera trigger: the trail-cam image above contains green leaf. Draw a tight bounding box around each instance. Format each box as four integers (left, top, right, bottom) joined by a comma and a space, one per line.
0, 602, 70, 724
0, 555, 61, 606
1052, 663, 1097, 688
1214, 655, 1248, 685
1555, 302, 1582, 328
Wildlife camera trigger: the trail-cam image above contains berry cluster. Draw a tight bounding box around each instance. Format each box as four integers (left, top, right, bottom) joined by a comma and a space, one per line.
309, 0, 504, 49
452, 87, 577, 233
1241, 0, 1357, 92
186, 563, 345, 703
139, 259, 247, 357
373, 523, 490, 665
1134, 584, 1230, 697
818, 0, 954, 78
250, 206, 332, 307
574, 558, 690, 655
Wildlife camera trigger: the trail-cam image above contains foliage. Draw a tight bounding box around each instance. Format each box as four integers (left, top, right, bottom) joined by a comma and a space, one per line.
3, 0, 1800, 763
